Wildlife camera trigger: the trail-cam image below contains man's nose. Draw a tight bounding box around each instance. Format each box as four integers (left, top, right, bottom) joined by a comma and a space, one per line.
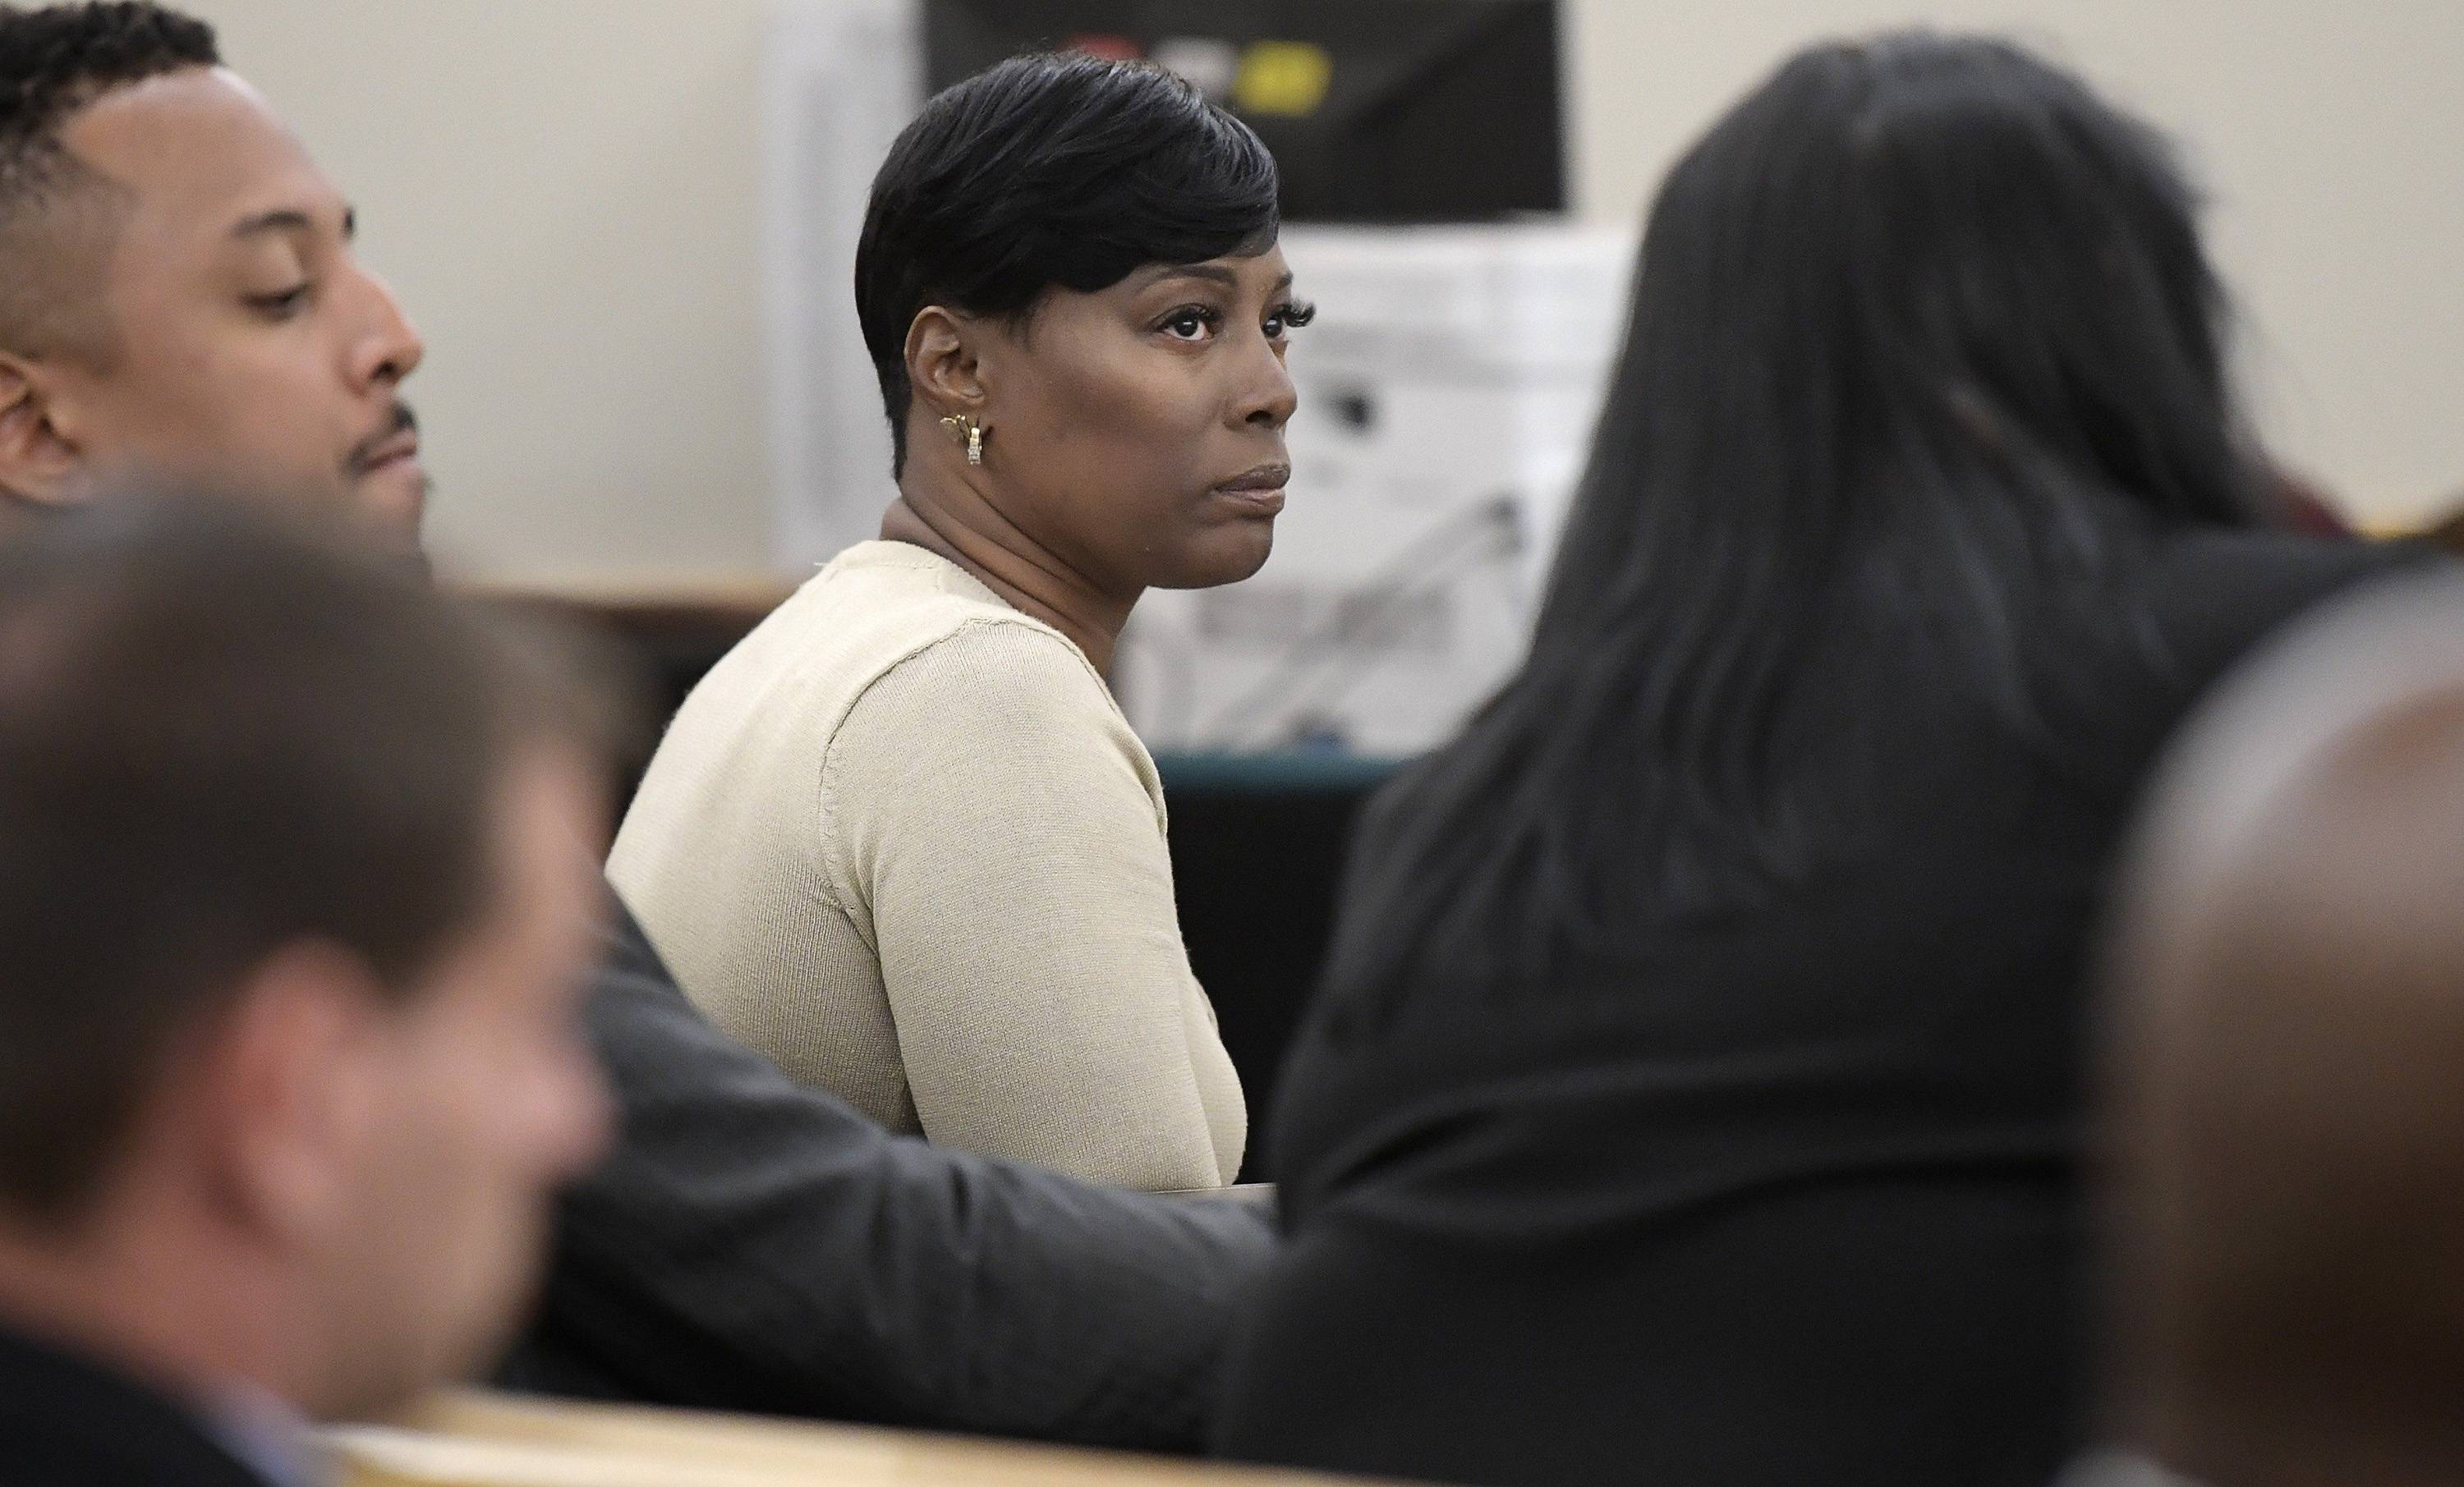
348, 268, 425, 392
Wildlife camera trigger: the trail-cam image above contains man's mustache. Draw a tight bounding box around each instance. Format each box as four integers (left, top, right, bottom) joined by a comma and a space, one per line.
346, 402, 420, 475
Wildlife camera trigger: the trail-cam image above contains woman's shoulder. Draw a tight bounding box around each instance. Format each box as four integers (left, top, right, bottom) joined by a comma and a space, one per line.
806, 539, 1038, 631
828, 599, 1150, 786
871, 611, 1116, 716
2132, 527, 2445, 673
2145, 525, 2435, 601
826, 613, 1166, 833
783, 541, 1104, 695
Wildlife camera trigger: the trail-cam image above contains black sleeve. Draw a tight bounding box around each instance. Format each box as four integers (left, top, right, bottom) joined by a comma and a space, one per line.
496, 898, 1276, 1453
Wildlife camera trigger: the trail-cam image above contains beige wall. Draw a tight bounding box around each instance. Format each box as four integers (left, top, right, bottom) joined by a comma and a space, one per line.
202, 1, 2464, 585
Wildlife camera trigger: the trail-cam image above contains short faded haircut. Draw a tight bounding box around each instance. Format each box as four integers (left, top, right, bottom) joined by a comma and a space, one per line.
0, 2, 218, 361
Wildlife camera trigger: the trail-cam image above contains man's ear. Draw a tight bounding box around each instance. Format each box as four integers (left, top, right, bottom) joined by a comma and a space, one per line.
191, 942, 393, 1251
0, 354, 92, 508
903, 305, 990, 425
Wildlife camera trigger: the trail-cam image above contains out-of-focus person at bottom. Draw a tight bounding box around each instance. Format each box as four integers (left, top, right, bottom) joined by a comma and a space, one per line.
2081, 572, 2464, 1487
1213, 30, 2434, 1487
0, 498, 614, 1485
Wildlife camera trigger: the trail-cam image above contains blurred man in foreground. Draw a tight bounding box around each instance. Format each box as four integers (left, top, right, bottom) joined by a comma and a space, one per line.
0, 2, 1270, 1448
0, 498, 611, 1483
2091, 571, 2464, 1487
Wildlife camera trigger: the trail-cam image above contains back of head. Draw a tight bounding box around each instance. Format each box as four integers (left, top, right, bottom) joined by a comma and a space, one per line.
0, 2, 218, 361
854, 50, 1279, 475
0, 495, 562, 1222
0, 494, 618, 1421
2103, 572, 2464, 1486
1564, 28, 2258, 780
1325, 30, 2265, 1007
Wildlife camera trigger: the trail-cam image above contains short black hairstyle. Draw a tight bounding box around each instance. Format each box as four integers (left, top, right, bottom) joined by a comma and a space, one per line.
853, 52, 1280, 475
0, 2, 218, 359
0, 496, 594, 1223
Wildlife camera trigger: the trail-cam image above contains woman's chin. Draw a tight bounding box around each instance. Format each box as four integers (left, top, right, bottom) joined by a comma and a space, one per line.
1159, 524, 1276, 590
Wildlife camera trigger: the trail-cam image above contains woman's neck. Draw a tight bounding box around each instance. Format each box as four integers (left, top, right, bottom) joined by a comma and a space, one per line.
880, 479, 1134, 676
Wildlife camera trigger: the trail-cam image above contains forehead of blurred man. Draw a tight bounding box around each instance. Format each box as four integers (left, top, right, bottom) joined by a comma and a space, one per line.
0, 67, 427, 544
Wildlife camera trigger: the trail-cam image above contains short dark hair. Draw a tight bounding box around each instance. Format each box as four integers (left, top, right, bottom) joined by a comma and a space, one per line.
0, 2, 218, 359
0, 497, 592, 1222
853, 52, 1280, 475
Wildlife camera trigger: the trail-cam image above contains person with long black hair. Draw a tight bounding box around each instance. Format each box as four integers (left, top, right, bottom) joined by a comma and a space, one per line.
1214, 31, 2433, 1487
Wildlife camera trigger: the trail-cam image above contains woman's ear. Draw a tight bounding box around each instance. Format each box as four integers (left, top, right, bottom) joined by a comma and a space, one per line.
904, 305, 986, 420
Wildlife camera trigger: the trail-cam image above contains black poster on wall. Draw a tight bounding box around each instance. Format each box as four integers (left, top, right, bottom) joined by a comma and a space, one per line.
922, 0, 1566, 223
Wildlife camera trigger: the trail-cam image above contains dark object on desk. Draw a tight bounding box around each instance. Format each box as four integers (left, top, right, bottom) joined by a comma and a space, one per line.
925, 0, 1565, 223
506, 899, 1278, 1450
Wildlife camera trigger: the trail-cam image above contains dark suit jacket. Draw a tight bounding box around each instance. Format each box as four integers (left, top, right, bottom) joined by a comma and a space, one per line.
500, 901, 1276, 1453
0, 1322, 272, 1487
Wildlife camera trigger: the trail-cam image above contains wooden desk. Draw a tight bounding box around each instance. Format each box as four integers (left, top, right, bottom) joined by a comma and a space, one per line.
329, 1388, 1400, 1487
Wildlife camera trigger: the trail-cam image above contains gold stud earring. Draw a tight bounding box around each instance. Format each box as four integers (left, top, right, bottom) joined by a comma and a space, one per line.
940, 412, 985, 467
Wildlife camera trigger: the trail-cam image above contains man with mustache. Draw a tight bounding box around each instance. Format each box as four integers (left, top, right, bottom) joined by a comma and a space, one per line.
0, 1, 1270, 1451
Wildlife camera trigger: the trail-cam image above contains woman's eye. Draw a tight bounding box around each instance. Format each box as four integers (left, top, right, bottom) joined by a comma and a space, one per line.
1161, 307, 1217, 341
1264, 300, 1317, 338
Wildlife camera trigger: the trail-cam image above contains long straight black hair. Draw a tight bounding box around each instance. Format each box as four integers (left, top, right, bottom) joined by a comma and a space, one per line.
1326, 33, 2271, 1007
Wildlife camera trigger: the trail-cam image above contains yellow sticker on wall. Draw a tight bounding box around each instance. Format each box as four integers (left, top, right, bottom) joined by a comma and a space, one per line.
1234, 41, 1333, 117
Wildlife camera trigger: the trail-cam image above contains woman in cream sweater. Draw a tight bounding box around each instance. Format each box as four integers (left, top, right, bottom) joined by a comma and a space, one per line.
609, 53, 1308, 1191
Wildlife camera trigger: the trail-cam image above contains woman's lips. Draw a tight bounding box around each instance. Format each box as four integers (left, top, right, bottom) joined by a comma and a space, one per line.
1212, 462, 1290, 516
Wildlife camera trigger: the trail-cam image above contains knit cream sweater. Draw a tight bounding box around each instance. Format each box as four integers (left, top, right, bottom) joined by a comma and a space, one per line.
608, 540, 1245, 1190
